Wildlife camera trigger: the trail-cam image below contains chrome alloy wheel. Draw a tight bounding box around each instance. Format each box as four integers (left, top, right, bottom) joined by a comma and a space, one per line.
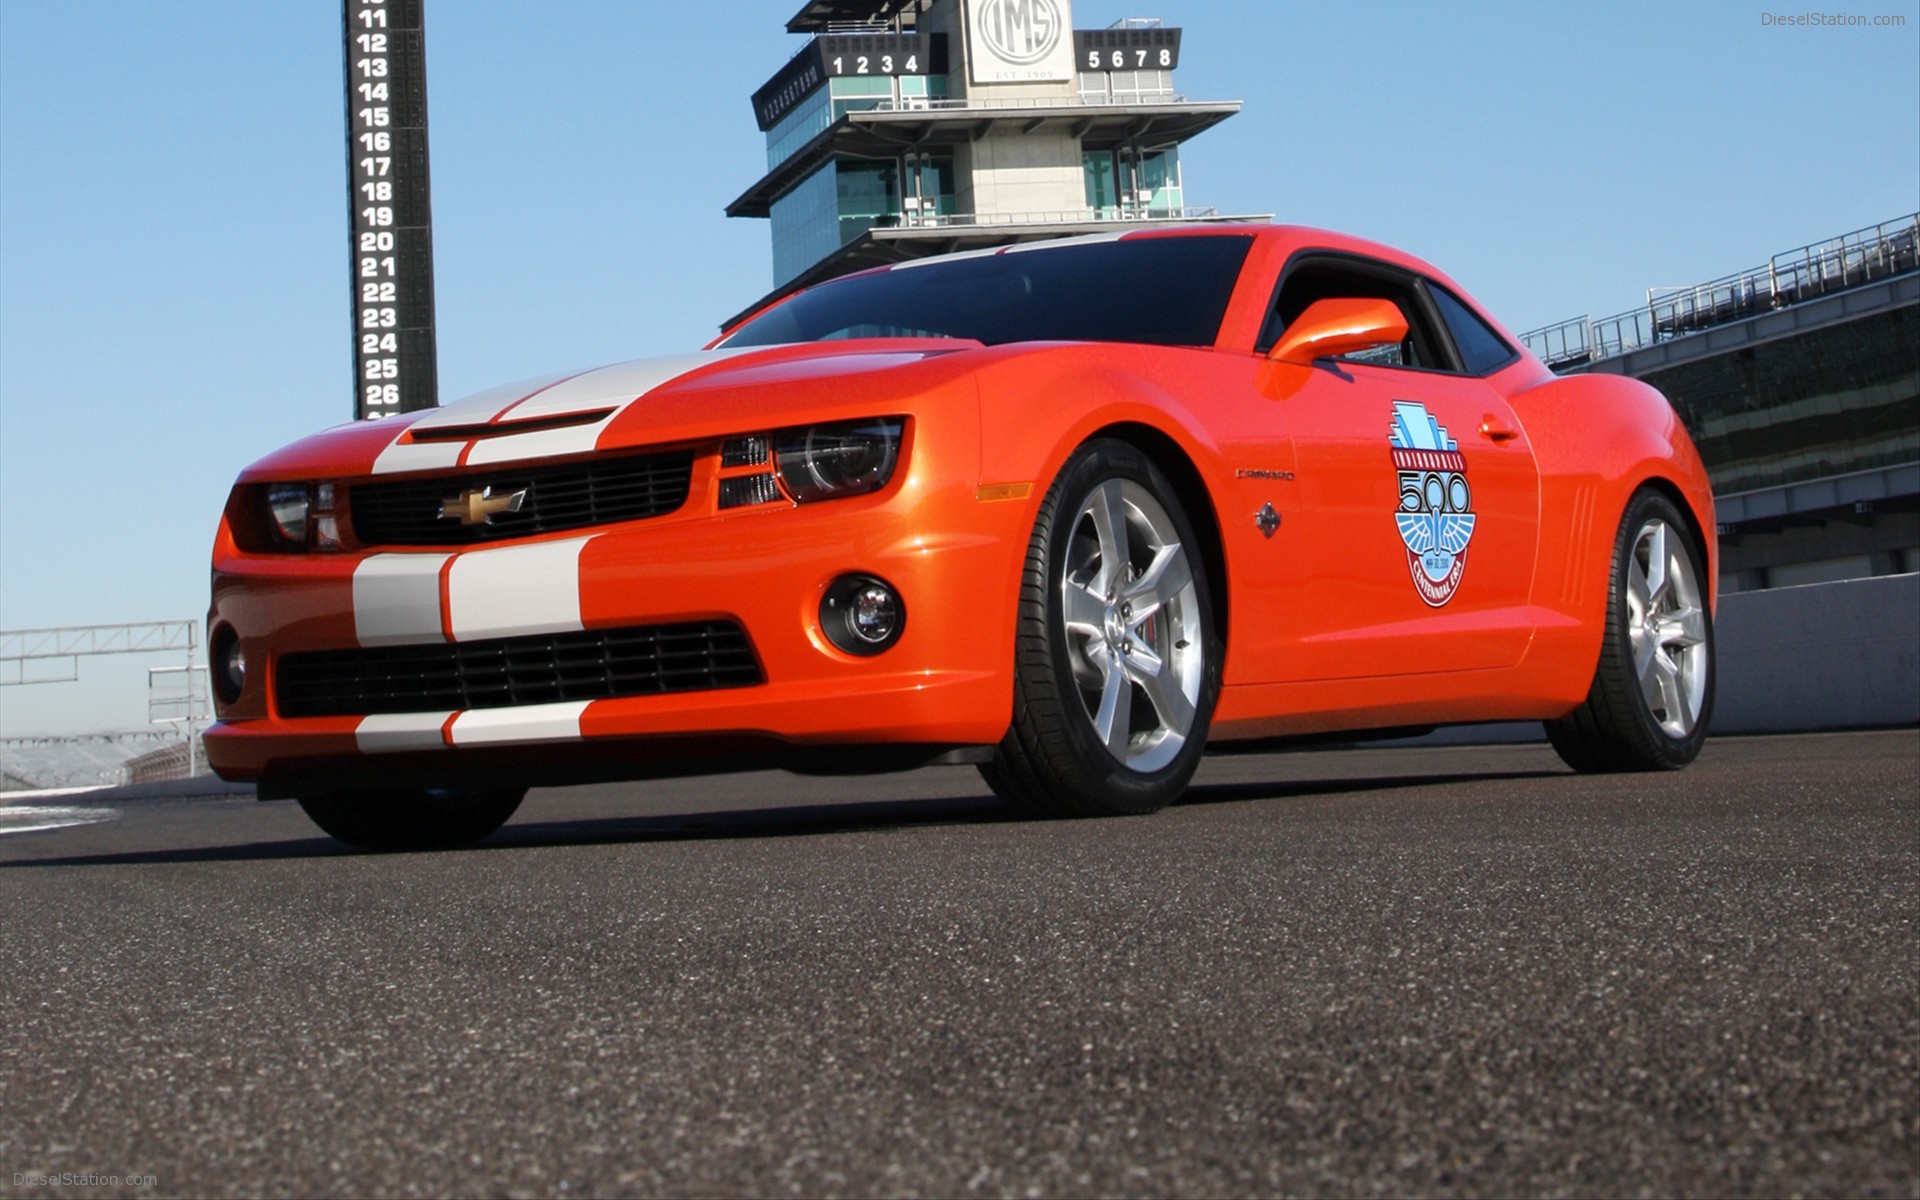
1626, 517, 1709, 739
1058, 479, 1205, 773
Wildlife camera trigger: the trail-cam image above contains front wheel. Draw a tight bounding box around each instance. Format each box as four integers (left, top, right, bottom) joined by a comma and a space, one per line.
297, 787, 526, 851
981, 439, 1220, 817
1547, 489, 1713, 772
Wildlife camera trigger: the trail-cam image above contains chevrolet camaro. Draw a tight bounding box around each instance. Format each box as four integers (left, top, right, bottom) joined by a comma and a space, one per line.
206, 225, 1716, 849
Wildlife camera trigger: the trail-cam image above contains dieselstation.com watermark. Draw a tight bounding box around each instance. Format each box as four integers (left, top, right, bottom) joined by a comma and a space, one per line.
1760, 9, 1908, 25
13, 1171, 159, 1191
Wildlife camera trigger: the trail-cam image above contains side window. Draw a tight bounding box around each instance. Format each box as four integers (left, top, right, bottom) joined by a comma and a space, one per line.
1430, 285, 1517, 375
1261, 257, 1451, 370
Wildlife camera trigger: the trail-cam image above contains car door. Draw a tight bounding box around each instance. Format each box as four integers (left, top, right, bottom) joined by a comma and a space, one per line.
1253, 256, 1541, 681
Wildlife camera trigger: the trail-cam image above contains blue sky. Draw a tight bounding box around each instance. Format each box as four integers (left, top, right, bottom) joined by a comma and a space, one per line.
1, 0, 1916, 735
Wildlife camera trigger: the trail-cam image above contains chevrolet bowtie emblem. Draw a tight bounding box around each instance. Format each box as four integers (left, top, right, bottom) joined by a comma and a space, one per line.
439, 485, 527, 526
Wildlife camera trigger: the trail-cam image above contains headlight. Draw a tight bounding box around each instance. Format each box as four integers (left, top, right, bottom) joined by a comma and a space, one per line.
256, 482, 341, 551
266, 483, 310, 544
775, 418, 903, 503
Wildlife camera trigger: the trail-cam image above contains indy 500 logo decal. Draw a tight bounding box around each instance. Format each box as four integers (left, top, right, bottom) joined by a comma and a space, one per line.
1389, 401, 1476, 607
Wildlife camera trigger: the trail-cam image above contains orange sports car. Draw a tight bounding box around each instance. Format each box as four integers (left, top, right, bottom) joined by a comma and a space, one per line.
206, 225, 1716, 850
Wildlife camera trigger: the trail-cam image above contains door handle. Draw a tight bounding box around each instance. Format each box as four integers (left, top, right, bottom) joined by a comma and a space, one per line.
1479, 415, 1520, 443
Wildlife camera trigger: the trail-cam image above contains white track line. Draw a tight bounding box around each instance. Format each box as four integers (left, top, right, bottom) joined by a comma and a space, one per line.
0, 806, 118, 837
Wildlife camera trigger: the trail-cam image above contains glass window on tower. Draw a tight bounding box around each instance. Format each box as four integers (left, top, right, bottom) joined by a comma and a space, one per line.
766, 75, 949, 171
1083, 152, 1119, 217
765, 89, 835, 171
1137, 149, 1183, 214
896, 74, 949, 103
906, 156, 956, 221
771, 160, 843, 285
836, 157, 902, 244
832, 75, 894, 104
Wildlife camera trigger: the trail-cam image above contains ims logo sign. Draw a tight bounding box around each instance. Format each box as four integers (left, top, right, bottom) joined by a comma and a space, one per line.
967, 0, 1075, 82
976, 0, 1062, 64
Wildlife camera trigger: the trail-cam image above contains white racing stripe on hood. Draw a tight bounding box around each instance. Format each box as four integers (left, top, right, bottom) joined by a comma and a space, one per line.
370, 438, 465, 476
370, 349, 759, 474
461, 350, 750, 466
410, 370, 580, 429
461, 422, 609, 468
495, 352, 738, 420
369, 371, 577, 475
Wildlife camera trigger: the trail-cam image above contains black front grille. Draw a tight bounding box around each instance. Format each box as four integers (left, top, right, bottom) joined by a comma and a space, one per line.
275, 621, 761, 718
350, 449, 694, 546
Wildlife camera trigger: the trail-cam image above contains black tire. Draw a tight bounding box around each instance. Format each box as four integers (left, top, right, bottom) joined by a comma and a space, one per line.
1547, 489, 1714, 772
981, 439, 1221, 817
297, 787, 526, 851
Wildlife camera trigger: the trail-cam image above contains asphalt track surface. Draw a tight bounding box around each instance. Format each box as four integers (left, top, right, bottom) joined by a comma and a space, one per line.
0, 731, 1913, 1199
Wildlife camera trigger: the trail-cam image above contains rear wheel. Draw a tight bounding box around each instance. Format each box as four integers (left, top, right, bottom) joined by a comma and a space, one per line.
981, 439, 1220, 817
297, 787, 525, 851
1547, 489, 1713, 772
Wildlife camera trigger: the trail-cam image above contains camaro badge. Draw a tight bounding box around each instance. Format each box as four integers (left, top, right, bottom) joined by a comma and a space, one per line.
1389, 401, 1476, 607
439, 485, 527, 526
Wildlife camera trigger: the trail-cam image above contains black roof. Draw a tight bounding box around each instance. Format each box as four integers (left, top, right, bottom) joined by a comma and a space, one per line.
719, 213, 1272, 331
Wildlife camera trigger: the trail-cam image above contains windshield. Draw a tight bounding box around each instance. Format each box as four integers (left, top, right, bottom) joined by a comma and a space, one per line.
724, 234, 1254, 349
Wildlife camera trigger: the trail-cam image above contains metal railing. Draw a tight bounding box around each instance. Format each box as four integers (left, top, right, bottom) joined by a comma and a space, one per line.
1520, 213, 1920, 368
882, 205, 1223, 230
868, 92, 1194, 113
1, 620, 207, 778
1, 620, 196, 686
1518, 314, 1595, 367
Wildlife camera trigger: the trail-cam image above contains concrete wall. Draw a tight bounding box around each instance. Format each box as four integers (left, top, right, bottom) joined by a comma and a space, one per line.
1711, 572, 1919, 732
1397, 572, 1918, 745
959, 129, 1086, 215
932, 0, 1086, 217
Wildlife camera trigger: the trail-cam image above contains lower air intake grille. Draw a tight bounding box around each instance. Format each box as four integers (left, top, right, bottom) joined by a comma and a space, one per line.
275, 621, 761, 718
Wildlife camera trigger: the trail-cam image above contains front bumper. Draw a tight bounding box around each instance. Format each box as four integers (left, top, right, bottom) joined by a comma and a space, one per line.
206, 440, 1026, 792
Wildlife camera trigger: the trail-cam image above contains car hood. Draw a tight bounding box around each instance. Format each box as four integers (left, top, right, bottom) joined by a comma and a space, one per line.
239, 339, 982, 481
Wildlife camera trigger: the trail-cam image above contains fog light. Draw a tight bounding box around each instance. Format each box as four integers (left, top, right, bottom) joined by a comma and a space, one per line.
821, 574, 904, 656
211, 626, 245, 705
851, 585, 900, 642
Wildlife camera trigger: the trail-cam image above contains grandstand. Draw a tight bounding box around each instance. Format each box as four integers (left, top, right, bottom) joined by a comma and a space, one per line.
1520, 214, 1920, 594
0, 730, 185, 791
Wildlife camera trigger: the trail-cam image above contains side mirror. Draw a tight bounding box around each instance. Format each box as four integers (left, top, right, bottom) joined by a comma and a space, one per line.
1267, 297, 1410, 365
